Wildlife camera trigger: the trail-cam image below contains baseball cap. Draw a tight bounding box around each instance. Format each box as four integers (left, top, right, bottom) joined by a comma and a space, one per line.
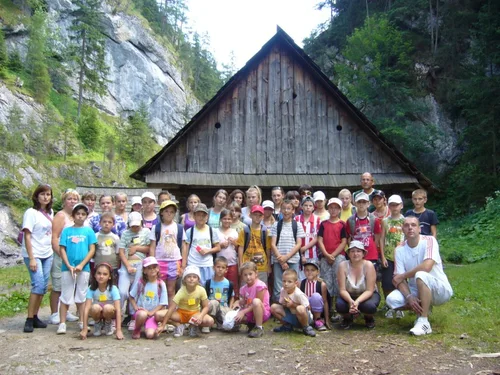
301, 196, 314, 205
193, 203, 209, 214
143, 256, 159, 268
141, 191, 156, 202
304, 259, 319, 270
159, 200, 178, 211
251, 205, 264, 215
355, 192, 370, 202
183, 265, 201, 281
388, 195, 403, 205
131, 196, 142, 206
372, 190, 385, 198
262, 200, 274, 210
327, 198, 342, 208
128, 211, 142, 226
348, 240, 367, 253
313, 191, 326, 202
72, 203, 89, 214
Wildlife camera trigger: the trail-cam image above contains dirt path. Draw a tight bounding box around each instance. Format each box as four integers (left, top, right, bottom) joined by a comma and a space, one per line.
0, 307, 498, 375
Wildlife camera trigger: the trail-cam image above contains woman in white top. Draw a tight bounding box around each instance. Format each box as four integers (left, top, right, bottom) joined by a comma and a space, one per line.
336, 240, 380, 329
21, 184, 54, 333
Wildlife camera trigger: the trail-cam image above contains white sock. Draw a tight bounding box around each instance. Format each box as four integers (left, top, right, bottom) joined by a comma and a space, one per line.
417, 317, 429, 323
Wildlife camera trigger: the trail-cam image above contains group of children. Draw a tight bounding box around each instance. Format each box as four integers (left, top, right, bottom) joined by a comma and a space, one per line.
50, 185, 438, 340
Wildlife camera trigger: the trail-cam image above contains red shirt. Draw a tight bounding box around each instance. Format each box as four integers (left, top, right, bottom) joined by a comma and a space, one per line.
317, 220, 347, 255
345, 216, 381, 261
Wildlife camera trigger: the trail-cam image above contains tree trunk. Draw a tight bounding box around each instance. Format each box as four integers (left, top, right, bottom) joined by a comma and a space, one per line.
77, 29, 86, 119
434, 0, 439, 54
429, 0, 434, 55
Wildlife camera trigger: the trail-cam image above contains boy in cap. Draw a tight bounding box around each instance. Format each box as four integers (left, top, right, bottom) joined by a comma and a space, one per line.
300, 259, 330, 330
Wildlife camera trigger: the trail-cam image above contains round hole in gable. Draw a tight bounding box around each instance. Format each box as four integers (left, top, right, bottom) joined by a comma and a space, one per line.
292, 92, 297, 99
336, 125, 343, 131
215, 122, 221, 129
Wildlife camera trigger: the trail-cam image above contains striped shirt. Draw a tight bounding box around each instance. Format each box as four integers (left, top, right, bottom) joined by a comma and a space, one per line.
269, 220, 305, 264
295, 214, 321, 259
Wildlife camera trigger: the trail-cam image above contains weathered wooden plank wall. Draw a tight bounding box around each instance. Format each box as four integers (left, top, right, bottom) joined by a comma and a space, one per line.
156, 42, 405, 177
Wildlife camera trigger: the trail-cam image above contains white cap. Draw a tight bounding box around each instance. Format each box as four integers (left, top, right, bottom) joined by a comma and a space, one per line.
327, 198, 342, 208
313, 191, 326, 202
355, 192, 370, 202
262, 200, 274, 209
128, 211, 143, 226
131, 196, 142, 206
348, 240, 367, 253
141, 191, 156, 202
182, 265, 201, 281
388, 195, 403, 205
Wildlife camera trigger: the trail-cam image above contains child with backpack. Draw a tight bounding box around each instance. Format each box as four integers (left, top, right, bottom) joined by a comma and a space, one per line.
237, 205, 270, 285
270, 200, 306, 302
182, 203, 220, 285
129, 257, 168, 339
216, 209, 239, 296
300, 259, 331, 331
149, 200, 186, 308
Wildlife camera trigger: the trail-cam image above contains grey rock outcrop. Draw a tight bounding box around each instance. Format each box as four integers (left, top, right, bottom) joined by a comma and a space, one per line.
0, 204, 23, 267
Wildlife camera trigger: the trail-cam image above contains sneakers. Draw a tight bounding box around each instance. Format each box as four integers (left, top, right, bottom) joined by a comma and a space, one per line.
330, 313, 342, 323
166, 324, 175, 333
33, 316, 47, 328
49, 313, 60, 325
365, 316, 376, 329
56, 323, 67, 334
93, 320, 102, 336
385, 309, 395, 319
88, 318, 95, 326
314, 319, 327, 331
273, 324, 293, 333
303, 326, 316, 337
128, 320, 136, 331
23, 319, 34, 333
396, 310, 405, 319
410, 319, 432, 336
201, 326, 210, 334
189, 325, 199, 337
104, 320, 114, 336
340, 316, 353, 330
246, 323, 255, 333
248, 326, 264, 338
121, 315, 131, 327
78, 321, 84, 330
173, 324, 185, 338
66, 312, 79, 322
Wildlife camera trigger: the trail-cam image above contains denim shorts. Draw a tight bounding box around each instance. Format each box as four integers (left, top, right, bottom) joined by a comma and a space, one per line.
24, 256, 54, 295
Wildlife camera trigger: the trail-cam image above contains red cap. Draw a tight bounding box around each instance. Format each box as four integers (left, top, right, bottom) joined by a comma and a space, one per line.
251, 205, 264, 215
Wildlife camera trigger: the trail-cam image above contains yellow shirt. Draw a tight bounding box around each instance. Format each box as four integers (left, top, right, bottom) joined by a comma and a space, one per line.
237, 226, 271, 272
340, 204, 354, 223
173, 285, 207, 311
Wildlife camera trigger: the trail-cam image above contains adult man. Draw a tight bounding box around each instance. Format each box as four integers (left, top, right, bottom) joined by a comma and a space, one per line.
386, 217, 453, 336
353, 173, 381, 212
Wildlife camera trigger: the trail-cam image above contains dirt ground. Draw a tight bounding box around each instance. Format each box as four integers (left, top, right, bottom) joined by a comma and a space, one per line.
0, 306, 498, 375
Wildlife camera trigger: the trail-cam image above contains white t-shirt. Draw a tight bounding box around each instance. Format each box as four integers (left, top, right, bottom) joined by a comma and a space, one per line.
278, 286, 309, 314
21, 208, 53, 259
185, 225, 220, 267
149, 223, 186, 261
215, 227, 239, 266
394, 235, 452, 293
269, 221, 306, 264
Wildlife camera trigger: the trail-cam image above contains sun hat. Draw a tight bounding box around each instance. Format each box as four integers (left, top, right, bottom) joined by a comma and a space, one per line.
348, 240, 367, 254
182, 265, 201, 281
143, 256, 159, 268
159, 200, 178, 211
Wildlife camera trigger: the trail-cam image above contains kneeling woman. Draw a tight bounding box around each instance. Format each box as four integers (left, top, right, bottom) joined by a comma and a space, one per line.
336, 240, 380, 329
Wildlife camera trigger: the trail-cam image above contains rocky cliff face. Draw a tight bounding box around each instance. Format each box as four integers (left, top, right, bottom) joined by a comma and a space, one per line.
3, 0, 199, 145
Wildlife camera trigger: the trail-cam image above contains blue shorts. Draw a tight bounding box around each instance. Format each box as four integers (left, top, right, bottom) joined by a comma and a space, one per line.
282, 307, 313, 328
24, 256, 53, 295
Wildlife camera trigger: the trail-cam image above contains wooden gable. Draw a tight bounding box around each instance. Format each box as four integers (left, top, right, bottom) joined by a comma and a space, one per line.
132, 28, 432, 190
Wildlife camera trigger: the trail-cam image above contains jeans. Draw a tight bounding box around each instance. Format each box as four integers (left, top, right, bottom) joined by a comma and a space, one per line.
272, 262, 299, 302
24, 256, 54, 295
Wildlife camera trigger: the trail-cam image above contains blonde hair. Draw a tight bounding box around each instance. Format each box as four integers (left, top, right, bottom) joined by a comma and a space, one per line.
412, 189, 427, 198
115, 192, 127, 201
338, 189, 352, 198
246, 185, 262, 205
240, 261, 257, 275
283, 269, 298, 280
186, 194, 201, 209
61, 189, 80, 203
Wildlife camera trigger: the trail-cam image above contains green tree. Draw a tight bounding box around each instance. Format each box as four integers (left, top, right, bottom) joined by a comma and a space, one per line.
70, 0, 109, 118
26, 10, 52, 104
0, 27, 7, 77
77, 106, 101, 150
123, 103, 154, 163
8, 49, 23, 72
61, 117, 77, 160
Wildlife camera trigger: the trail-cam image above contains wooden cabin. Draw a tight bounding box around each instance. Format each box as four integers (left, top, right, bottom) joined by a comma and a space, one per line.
131, 27, 432, 207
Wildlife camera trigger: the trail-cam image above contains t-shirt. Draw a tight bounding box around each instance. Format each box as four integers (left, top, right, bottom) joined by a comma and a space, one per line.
149, 223, 186, 261
21, 208, 53, 259
278, 286, 310, 314
118, 228, 151, 260
353, 189, 381, 213
84, 211, 99, 228
404, 209, 439, 236
239, 279, 270, 314
86, 285, 120, 305
216, 228, 239, 266
269, 221, 306, 264
95, 231, 120, 268
130, 280, 168, 311
345, 215, 381, 261
174, 284, 208, 311
142, 215, 160, 231
59, 226, 98, 272
89, 214, 126, 237
237, 226, 271, 272
340, 205, 355, 223
317, 220, 347, 255
230, 220, 247, 234
207, 278, 234, 307
185, 225, 220, 267
381, 216, 405, 261
394, 235, 452, 294
295, 214, 321, 259
241, 207, 252, 227
314, 209, 330, 222
207, 210, 221, 229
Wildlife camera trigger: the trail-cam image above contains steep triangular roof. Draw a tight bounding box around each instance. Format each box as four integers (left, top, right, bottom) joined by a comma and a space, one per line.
131, 26, 432, 189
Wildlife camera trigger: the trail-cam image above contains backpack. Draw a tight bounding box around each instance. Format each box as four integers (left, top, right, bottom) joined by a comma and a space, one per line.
155, 222, 184, 249
136, 278, 163, 301
242, 224, 268, 253
276, 219, 298, 245
347, 213, 376, 238
204, 279, 234, 304
299, 279, 331, 316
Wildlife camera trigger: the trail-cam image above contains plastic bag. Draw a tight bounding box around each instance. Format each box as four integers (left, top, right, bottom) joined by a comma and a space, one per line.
222, 308, 239, 331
